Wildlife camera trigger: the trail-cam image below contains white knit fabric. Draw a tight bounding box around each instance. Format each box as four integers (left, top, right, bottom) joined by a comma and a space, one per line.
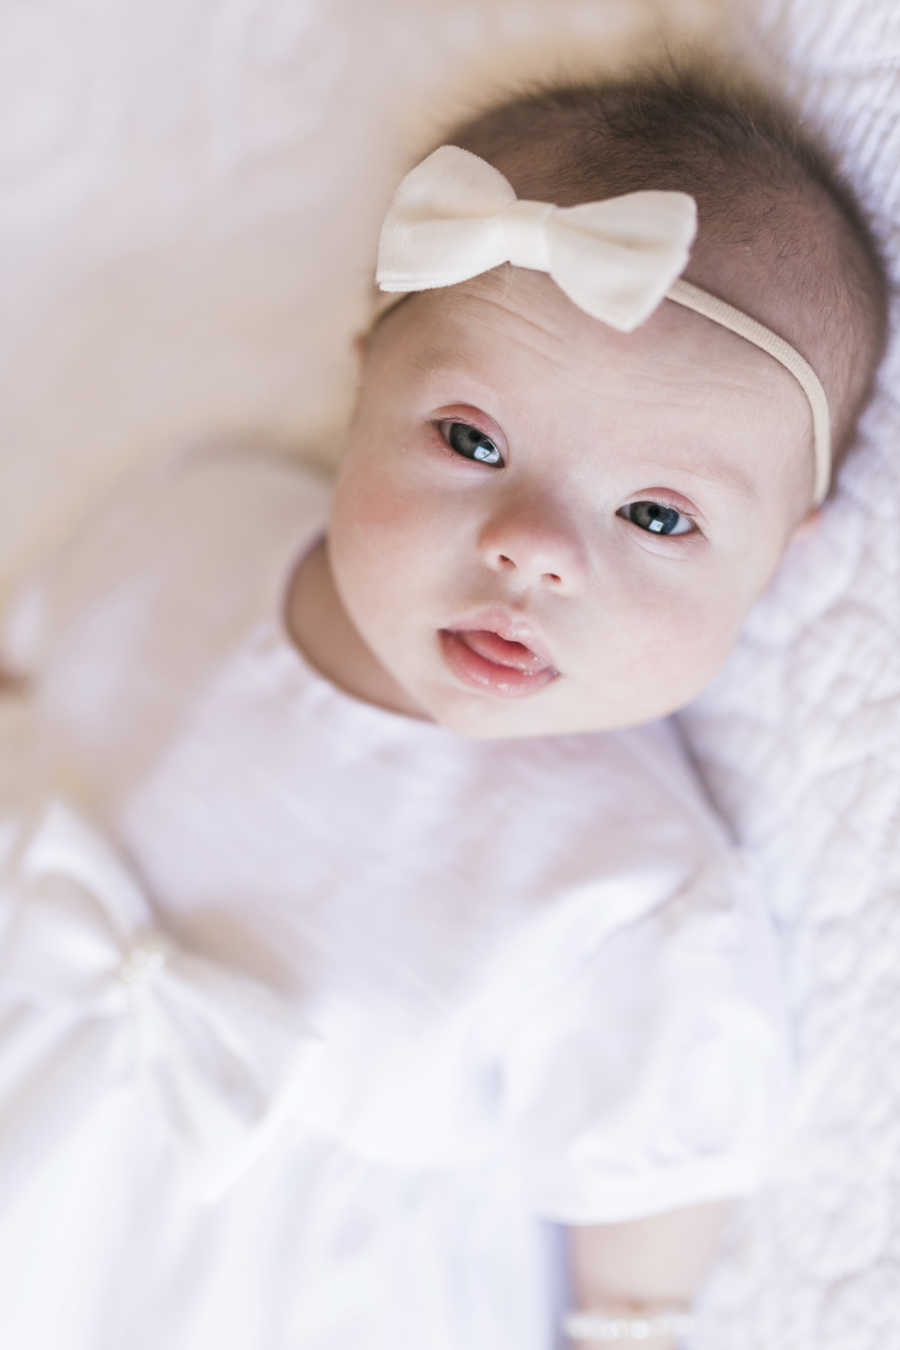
670, 6, 900, 1348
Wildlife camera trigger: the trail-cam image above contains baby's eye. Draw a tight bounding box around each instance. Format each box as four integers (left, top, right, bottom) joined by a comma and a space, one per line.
438, 420, 504, 466
617, 501, 696, 537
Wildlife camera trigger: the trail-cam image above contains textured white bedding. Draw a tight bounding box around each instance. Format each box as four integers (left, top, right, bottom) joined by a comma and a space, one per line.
672, 5, 900, 1347
2, 2, 898, 1347
674, 2, 900, 1339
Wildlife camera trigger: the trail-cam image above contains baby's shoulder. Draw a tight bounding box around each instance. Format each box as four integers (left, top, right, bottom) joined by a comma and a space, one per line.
478, 718, 738, 931
551, 715, 731, 847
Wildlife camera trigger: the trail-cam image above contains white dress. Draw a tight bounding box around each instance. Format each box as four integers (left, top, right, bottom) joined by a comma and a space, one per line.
0, 446, 795, 1350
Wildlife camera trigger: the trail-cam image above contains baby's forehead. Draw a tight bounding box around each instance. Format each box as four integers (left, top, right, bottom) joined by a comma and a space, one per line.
398, 266, 798, 407
403, 268, 655, 366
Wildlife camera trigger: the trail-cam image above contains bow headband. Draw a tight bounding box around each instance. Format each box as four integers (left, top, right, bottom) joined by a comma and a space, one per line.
374, 145, 831, 507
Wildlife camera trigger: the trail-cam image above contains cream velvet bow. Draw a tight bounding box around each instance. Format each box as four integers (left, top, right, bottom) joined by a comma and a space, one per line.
0, 798, 324, 1204
376, 144, 698, 332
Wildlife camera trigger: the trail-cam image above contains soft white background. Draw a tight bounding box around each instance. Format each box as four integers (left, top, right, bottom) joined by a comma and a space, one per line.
2, 2, 899, 1348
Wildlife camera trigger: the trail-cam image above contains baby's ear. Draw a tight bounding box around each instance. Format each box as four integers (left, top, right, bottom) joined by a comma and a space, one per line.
792, 505, 822, 540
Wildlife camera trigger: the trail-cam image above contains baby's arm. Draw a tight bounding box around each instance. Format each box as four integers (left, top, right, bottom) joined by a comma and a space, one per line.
563, 1196, 736, 1348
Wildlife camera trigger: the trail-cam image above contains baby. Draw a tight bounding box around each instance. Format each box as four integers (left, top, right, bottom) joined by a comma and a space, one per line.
282, 63, 885, 1346
0, 60, 888, 1350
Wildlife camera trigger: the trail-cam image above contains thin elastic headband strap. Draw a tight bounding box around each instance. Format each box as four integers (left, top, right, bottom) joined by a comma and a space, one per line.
668, 279, 831, 506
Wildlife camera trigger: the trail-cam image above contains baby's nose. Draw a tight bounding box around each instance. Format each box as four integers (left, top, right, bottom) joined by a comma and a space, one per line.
477, 498, 586, 591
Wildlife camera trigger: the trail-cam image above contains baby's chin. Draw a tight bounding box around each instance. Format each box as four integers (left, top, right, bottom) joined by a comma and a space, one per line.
421, 692, 670, 742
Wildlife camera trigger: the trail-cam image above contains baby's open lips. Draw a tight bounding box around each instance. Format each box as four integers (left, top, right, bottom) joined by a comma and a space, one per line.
448, 628, 553, 674
437, 605, 561, 699
437, 628, 559, 697
442, 605, 558, 673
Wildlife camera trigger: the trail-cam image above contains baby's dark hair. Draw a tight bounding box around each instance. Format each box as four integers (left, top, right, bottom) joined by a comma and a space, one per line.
437, 62, 889, 494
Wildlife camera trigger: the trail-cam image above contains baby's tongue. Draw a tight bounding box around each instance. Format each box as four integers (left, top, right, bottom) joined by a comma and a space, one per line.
456, 629, 548, 672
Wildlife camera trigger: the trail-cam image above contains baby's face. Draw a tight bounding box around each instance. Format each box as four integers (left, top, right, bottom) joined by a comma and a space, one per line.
323, 266, 818, 739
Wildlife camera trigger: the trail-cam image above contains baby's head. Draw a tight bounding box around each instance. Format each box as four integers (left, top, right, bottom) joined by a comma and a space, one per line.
322, 65, 887, 740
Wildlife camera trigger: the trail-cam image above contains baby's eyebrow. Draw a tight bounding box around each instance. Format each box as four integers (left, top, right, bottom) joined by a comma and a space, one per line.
411, 353, 502, 404
409, 344, 480, 381
647, 458, 759, 503
409, 349, 762, 504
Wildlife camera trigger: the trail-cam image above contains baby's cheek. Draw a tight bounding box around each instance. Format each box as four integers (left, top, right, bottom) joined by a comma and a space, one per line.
332, 460, 415, 544
617, 583, 739, 692
330, 471, 440, 617
669, 611, 744, 705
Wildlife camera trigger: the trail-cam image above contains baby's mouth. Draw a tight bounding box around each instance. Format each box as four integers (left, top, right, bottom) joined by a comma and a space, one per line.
438, 627, 560, 698
450, 628, 552, 673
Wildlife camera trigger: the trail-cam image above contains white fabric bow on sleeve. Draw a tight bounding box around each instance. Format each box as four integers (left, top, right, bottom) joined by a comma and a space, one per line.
376, 144, 698, 332
0, 798, 325, 1204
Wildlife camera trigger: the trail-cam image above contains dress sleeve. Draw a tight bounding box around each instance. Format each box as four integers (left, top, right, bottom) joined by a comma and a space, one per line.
499, 847, 796, 1225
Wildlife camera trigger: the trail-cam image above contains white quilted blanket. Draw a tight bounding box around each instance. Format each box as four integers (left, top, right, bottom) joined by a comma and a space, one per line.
1, 2, 897, 1348
672, 4, 900, 1347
